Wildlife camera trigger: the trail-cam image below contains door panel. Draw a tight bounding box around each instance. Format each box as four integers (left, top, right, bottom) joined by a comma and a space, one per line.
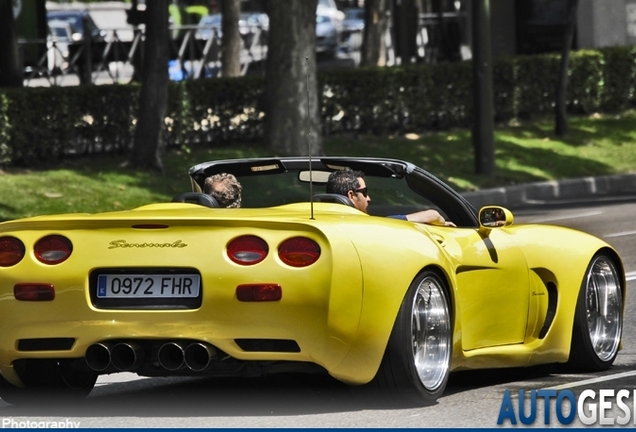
427, 226, 531, 350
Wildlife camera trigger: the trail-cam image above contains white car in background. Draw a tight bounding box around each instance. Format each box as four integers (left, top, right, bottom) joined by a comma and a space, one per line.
316, 0, 343, 58
316, 13, 341, 58
47, 20, 75, 72
317, 0, 345, 23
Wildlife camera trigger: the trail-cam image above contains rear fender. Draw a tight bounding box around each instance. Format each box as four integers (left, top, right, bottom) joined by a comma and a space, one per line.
327, 220, 451, 383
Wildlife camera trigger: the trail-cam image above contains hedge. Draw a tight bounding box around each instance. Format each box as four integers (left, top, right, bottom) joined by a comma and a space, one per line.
0, 45, 635, 166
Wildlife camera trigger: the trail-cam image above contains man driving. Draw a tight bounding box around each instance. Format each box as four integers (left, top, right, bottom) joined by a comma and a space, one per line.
326, 169, 455, 226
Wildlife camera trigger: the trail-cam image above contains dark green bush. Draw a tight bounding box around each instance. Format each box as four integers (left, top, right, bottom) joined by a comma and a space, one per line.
322, 67, 403, 135
0, 85, 137, 166
0, 44, 635, 166
514, 54, 560, 119
568, 50, 603, 114
599, 45, 636, 112
178, 76, 266, 145
492, 56, 516, 122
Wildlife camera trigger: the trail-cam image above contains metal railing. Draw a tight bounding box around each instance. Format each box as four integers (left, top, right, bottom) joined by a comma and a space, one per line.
19, 13, 466, 87
20, 23, 272, 87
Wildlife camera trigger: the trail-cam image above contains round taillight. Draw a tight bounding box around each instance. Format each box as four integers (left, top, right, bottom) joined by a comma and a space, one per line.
0, 237, 26, 267
34, 235, 73, 265
278, 237, 321, 267
227, 235, 268, 265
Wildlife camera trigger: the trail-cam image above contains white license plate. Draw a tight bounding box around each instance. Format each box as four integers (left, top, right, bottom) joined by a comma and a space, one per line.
97, 274, 201, 298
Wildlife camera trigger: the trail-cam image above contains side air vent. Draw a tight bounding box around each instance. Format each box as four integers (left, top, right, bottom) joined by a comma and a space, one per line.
18, 338, 76, 351
235, 339, 300, 353
538, 282, 558, 339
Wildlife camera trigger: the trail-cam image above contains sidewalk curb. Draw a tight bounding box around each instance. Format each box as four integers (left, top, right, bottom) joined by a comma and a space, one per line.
460, 173, 636, 209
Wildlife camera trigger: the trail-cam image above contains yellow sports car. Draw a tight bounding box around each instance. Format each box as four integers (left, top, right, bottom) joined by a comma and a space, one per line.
0, 157, 624, 406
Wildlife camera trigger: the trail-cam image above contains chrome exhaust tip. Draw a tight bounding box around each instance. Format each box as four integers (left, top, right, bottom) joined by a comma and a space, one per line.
158, 342, 186, 371
85, 342, 112, 372
110, 342, 143, 371
184, 342, 217, 372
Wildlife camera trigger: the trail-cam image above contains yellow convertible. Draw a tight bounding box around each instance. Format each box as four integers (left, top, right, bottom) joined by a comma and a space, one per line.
0, 157, 625, 406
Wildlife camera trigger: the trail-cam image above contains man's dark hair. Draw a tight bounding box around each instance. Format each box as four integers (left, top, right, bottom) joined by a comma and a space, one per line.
326, 169, 364, 195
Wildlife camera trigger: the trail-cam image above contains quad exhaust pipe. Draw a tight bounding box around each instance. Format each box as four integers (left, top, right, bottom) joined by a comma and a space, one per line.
86, 341, 217, 372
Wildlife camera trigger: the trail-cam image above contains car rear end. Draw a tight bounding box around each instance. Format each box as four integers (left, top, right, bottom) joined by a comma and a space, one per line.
0, 204, 365, 386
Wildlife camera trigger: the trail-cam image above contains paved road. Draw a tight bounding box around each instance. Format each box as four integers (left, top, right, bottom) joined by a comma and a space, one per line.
1, 196, 635, 428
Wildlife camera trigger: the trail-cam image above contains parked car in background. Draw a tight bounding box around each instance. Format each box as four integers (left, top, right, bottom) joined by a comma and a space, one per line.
195, 13, 222, 40
341, 7, 364, 54
48, 19, 79, 43
243, 11, 269, 47
196, 12, 268, 49
317, 0, 345, 24
46, 10, 105, 42
46, 20, 74, 72
316, 12, 341, 58
316, 0, 344, 57
342, 7, 365, 34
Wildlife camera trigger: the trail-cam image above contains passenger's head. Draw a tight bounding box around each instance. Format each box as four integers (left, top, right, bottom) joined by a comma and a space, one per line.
326, 169, 370, 213
203, 173, 242, 208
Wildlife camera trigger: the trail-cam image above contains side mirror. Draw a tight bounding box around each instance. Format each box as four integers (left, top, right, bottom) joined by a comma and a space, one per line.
478, 206, 513, 234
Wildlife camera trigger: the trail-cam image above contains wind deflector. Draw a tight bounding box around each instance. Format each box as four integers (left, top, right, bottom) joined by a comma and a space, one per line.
319, 158, 408, 178
188, 158, 289, 189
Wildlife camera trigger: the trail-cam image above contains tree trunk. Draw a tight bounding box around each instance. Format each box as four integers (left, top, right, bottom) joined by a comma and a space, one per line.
127, 0, 143, 82
0, 0, 23, 88
265, 0, 324, 156
360, 0, 387, 67
471, 0, 495, 176
221, 0, 241, 77
435, 0, 450, 62
129, 0, 170, 172
392, 0, 418, 64
555, 0, 579, 137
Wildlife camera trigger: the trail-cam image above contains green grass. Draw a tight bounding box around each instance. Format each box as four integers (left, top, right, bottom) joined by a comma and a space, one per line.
1, 110, 635, 221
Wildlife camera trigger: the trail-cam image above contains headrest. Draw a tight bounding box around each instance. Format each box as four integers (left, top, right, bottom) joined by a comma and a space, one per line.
171, 192, 220, 208
312, 193, 355, 207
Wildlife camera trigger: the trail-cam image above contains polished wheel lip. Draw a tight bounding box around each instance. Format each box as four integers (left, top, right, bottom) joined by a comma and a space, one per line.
411, 275, 451, 391
585, 256, 622, 362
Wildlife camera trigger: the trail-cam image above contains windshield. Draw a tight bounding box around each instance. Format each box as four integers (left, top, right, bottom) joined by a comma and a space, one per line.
214, 169, 444, 219
49, 25, 70, 39
199, 15, 222, 26
345, 9, 364, 20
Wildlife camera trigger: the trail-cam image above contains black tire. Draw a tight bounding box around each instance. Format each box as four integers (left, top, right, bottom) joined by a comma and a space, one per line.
0, 359, 97, 406
567, 253, 623, 371
372, 270, 452, 406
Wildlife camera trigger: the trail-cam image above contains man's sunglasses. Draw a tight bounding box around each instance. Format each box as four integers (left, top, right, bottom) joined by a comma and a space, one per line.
353, 187, 368, 198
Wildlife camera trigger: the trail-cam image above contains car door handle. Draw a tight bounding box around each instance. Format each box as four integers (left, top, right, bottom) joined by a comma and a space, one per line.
430, 232, 446, 247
